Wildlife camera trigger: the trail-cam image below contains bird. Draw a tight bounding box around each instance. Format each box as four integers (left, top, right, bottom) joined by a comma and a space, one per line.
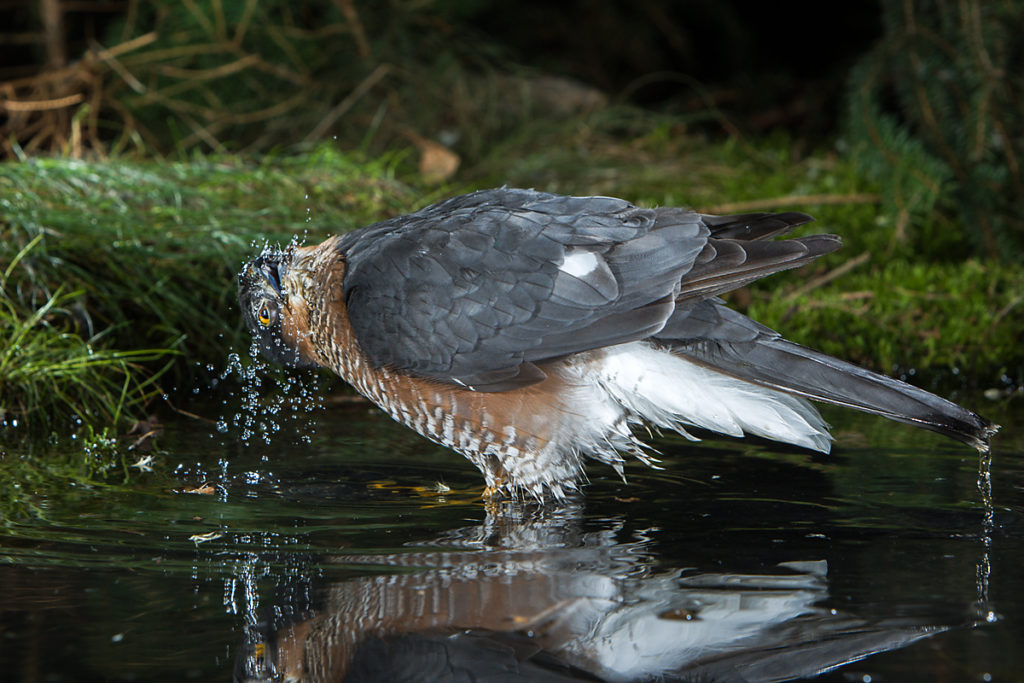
238, 188, 998, 500
234, 505, 960, 682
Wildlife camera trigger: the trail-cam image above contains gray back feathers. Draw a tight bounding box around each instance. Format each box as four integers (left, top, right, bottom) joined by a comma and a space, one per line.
339, 188, 833, 391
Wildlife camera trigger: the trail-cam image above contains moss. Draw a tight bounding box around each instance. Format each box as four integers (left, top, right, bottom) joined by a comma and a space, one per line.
745, 259, 1023, 385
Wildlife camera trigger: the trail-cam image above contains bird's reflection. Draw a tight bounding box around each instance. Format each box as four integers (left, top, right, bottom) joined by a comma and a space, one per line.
235, 501, 974, 682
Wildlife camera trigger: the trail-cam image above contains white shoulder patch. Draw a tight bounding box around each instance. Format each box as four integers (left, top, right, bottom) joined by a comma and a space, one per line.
559, 250, 602, 278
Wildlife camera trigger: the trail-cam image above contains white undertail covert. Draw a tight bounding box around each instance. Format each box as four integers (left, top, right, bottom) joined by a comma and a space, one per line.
566, 341, 833, 462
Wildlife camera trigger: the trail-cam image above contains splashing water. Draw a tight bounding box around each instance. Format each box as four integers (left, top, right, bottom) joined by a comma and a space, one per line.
248, 232, 309, 258
975, 446, 998, 623
216, 339, 325, 448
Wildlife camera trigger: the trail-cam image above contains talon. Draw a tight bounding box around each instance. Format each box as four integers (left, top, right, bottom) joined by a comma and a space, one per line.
482, 470, 510, 503
482, 483, 504, 501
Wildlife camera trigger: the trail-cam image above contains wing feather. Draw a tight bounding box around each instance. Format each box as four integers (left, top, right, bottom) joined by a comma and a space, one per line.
340, 188, 836, 391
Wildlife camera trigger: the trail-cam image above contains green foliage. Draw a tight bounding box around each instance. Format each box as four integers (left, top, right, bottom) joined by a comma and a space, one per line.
844, 0, 1024, 260
0, 237, 172, 429
746, 257, 1023, 384
0, 146, 422, 432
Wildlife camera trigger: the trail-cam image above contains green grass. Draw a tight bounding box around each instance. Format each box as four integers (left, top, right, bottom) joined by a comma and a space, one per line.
745, 258, 1022, 382
1, 122, 1020, 443
0, 146, 435, 431
0, 236, 175, 429
0, 147, 422, 363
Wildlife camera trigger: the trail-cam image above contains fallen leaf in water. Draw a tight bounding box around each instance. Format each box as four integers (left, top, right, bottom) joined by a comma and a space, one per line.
131, 455, 155, 472
181, 483, 217, 495
658, 607, 699, 621
189, 531, 223, 545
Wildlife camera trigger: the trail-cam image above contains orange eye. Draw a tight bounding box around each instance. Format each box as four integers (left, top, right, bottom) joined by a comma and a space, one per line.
257, 306, 273, 326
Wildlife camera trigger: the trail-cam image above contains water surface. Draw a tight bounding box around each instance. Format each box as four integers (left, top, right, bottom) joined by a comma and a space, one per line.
1, 394, 1021, 681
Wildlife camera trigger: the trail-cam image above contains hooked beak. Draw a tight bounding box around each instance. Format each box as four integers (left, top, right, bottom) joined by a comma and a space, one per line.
259, 259, 284, 296
243, 250, 288, 297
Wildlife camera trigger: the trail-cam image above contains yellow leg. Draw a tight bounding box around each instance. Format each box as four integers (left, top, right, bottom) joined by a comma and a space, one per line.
482, 473, 507, 502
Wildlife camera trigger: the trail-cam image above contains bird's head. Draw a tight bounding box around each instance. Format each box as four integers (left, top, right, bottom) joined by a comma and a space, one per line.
238, 246, 318, 368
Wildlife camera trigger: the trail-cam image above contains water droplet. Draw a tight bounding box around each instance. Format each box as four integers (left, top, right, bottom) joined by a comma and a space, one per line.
975, 446, 995, 603
216, 340, 324, 448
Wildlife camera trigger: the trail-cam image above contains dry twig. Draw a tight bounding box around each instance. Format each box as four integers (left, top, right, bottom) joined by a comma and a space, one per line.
783, 251, 871, 302
701, 193, 880, 214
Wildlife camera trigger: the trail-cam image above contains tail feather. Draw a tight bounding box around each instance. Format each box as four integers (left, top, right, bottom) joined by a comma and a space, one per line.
698, 210, 815, 240
673, 336, 999, 451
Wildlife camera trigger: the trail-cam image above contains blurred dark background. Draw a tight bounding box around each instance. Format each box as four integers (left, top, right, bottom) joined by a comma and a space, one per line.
469, 0, 881, 133
1, 0, 1021, 259
0, 1, 882, 143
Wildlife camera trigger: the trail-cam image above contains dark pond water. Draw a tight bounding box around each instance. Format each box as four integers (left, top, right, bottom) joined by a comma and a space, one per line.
1, 390, 1022, 682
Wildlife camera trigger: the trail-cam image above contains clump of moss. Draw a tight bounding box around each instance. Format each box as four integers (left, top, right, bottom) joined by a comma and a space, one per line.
745, 259, 1023, 387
